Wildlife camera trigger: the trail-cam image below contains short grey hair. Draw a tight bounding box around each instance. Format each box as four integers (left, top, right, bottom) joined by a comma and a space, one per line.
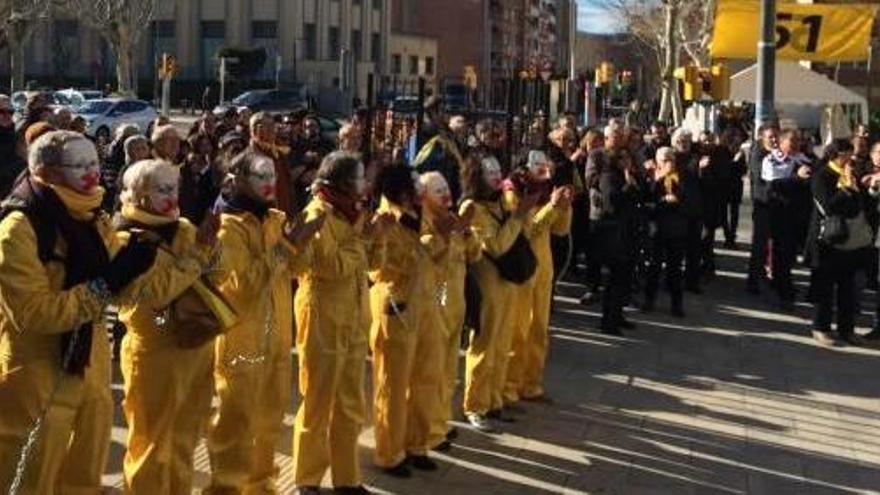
115, 123, 140, 141
655, 146, 675, 163
119, 159, 179, 207
28, 130, 91, 175
671, 128, 693, 144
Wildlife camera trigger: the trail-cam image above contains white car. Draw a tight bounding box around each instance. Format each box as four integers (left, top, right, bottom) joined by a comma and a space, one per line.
77, 98, 158, 140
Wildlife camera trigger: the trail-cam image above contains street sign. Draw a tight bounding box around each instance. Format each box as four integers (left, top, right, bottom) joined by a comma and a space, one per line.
712, 0, 878, 61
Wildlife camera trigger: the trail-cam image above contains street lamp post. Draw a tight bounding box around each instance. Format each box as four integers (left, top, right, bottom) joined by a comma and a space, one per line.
755, 0, 777, 134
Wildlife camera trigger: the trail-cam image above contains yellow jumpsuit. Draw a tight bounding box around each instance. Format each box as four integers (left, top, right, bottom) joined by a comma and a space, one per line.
461, 198, 525, 416
426, 215, 481, 448
115, 207, 214, 495
370, 198, 446, 468
292, 198, 374, 488
206, 209, 308, 494
504, 195, 572, 402
0, 188, 115, 494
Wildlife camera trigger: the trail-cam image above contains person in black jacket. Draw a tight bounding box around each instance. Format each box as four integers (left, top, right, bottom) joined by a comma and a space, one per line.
586, 123, 640, 335
643, 147, 687, 317
0, 95, 23, 198
747, 124, 780, 294
806, 139, 874, 347
720, 128, 747, 247
671, 128, 704, 293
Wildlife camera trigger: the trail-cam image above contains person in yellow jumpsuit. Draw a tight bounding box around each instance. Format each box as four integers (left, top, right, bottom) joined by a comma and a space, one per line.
459, 153, 540, 433
0, 131, 157, 494
369, 164, 449, 477
504, 151, 573, 404
206, 150, 320, 494
420, 172, 481, 451
114, 159, 220, 494
293, 151, 387, 495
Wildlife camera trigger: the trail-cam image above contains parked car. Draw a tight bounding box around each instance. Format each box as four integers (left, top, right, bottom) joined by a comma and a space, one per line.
224, 89, 306, 113
76, 98, 158, 140
54, 88, 104, 110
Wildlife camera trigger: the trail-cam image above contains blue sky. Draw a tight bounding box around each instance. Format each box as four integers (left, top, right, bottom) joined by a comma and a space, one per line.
577, 0, 621, 34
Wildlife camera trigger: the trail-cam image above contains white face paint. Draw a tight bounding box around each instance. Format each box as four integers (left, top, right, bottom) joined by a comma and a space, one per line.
144, 167, 180, 217
353, 162, 367, 197
527, 151, 553, 180
248, 156, 277, 202
422, 173, 452, 210
59, 138, 101, 194
481, 157, 503, 191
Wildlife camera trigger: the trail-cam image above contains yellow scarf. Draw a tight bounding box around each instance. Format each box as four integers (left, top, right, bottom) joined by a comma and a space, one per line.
828, 160, 852, 190
121, 204, 178, 226
33, 176, 104, 221
253, 137, 290, 159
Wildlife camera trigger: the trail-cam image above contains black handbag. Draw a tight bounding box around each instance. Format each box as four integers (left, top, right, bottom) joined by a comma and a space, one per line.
488, 232, 538, 284
463, 266, 482, 341
814, 198, 849, 245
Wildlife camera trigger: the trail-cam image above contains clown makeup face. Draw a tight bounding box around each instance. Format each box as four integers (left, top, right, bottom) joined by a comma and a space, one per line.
527, 151, 553, 181
481, 156, 503, 191
143, 167, 180, 217
59, 138, 101, 194
421, 173, 453, 211
248, 155, 278, 202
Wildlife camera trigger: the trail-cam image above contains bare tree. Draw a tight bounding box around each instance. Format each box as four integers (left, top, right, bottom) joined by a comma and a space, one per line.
583, 0, 715, 124
0, 0, 52, 92
65, 0, 169, 94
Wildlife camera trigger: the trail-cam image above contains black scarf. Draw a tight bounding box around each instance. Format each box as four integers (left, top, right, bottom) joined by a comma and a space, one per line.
3, 176, 109, 375
113, 214, 180, 245
214, 190, 270, 220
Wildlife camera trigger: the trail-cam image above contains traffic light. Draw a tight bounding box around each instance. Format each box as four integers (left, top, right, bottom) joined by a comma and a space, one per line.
674, 65, 702, 101
708, 63, 730, 101
159, 53, 178, 79
594, 61, 615, 86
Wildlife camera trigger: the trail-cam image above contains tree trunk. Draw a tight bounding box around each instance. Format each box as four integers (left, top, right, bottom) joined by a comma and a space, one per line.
114, 40, 133, 95
657, 1, 679, 124
9, 37, 25, 93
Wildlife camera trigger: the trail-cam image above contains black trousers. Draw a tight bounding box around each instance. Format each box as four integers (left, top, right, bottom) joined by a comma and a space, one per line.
684, 218, 702, 289
724, 182, 744, 244
645, 235, 685, 309
601, 259, 631, 329
813, 248, 869, 337
769, 203, 798, 302
748, 202, 771, 287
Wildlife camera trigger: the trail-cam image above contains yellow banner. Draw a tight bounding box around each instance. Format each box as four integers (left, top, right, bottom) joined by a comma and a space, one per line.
711, 0, 878, 61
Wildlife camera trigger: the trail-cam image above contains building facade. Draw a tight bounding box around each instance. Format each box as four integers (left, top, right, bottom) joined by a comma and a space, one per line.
2, 0, 390, 102
388, 31, 439, 95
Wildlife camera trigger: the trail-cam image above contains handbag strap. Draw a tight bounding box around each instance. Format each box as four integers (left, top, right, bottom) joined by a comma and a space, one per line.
812, 197, 828, 218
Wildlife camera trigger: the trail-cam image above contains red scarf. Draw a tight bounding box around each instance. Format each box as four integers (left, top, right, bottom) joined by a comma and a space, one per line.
316, 185, 362, 224
503, 169, 553, 205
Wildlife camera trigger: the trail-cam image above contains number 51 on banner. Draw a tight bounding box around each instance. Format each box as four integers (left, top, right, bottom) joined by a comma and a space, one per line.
711, 0, 878, 62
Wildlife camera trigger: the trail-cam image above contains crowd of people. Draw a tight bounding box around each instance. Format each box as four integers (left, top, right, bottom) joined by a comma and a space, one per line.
0, 88, 878, 495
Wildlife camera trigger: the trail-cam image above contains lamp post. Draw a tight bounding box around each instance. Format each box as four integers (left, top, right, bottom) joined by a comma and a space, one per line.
755, 0, 777, 134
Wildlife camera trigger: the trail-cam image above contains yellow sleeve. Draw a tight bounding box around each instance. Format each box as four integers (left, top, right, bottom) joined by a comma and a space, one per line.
309, 210, 368, 279
461, 200, 523, 258
278, 238, 313, 278
551, 203, 573, 236
0, 212, 106, 335
528, 202, 558, 238
420, 223, 449, 262
463, 232, 483, 263
211, 216, 269, 292
115, 226, 204, 309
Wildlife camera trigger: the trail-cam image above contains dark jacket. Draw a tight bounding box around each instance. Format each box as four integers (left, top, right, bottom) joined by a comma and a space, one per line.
749, 144, 772, 205
0, 125, 24, 199
804, 162, 870, 267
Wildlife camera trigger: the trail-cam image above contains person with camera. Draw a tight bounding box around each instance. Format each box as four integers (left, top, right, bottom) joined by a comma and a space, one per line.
206, 150, 322, 493
113, 159, 220, 494
504, 151, 573, 405
0, 131, 158, 493
806, 139, 873, 347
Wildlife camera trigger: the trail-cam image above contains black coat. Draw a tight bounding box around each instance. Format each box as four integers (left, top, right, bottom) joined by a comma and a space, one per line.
804, 163, 869, 267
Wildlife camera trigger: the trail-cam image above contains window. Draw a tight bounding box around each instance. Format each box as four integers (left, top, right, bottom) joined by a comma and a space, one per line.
409, 55, 419, 75
304, 23, 317, 60
252, 21, 277, 39
201, 21, 225, 78
352, 0, 362, 5
328, 26, 340, 61
115, 101, 147, 114
351, 29, 362, 61
425, 56, 434, 75
151, 20, 174, 38
371, 33, 381, 63
392, 54, 401, 74
52, 20, 80, 74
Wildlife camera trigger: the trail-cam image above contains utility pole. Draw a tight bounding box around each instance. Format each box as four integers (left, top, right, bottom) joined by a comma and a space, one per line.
755, 0, 777, 134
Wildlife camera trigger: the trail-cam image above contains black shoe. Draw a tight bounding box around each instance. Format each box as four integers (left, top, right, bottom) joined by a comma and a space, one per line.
865, 328, 880, 341
724, 240, 736, 249
382, 461, 411, 478
407, 455, 438, 471
619, 318, 637, 330
671, 305, 685, 318
840, 334, 867, 347
486, 409, 516, 423
579, 290, 599, 305
600, 324, 622, 336
334, 486, 372, 495
296, 487, 321, 495
445, 427, 459, 441
432, 440, 452, 452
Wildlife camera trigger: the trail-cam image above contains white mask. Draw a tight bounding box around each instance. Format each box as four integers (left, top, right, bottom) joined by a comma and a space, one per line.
145, 168, 180, 217
248, 156, 277, 202
421, 173, 452, 210
527, 150, 552, 180
59, 138, 101, 194
481, 157, 503, 191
